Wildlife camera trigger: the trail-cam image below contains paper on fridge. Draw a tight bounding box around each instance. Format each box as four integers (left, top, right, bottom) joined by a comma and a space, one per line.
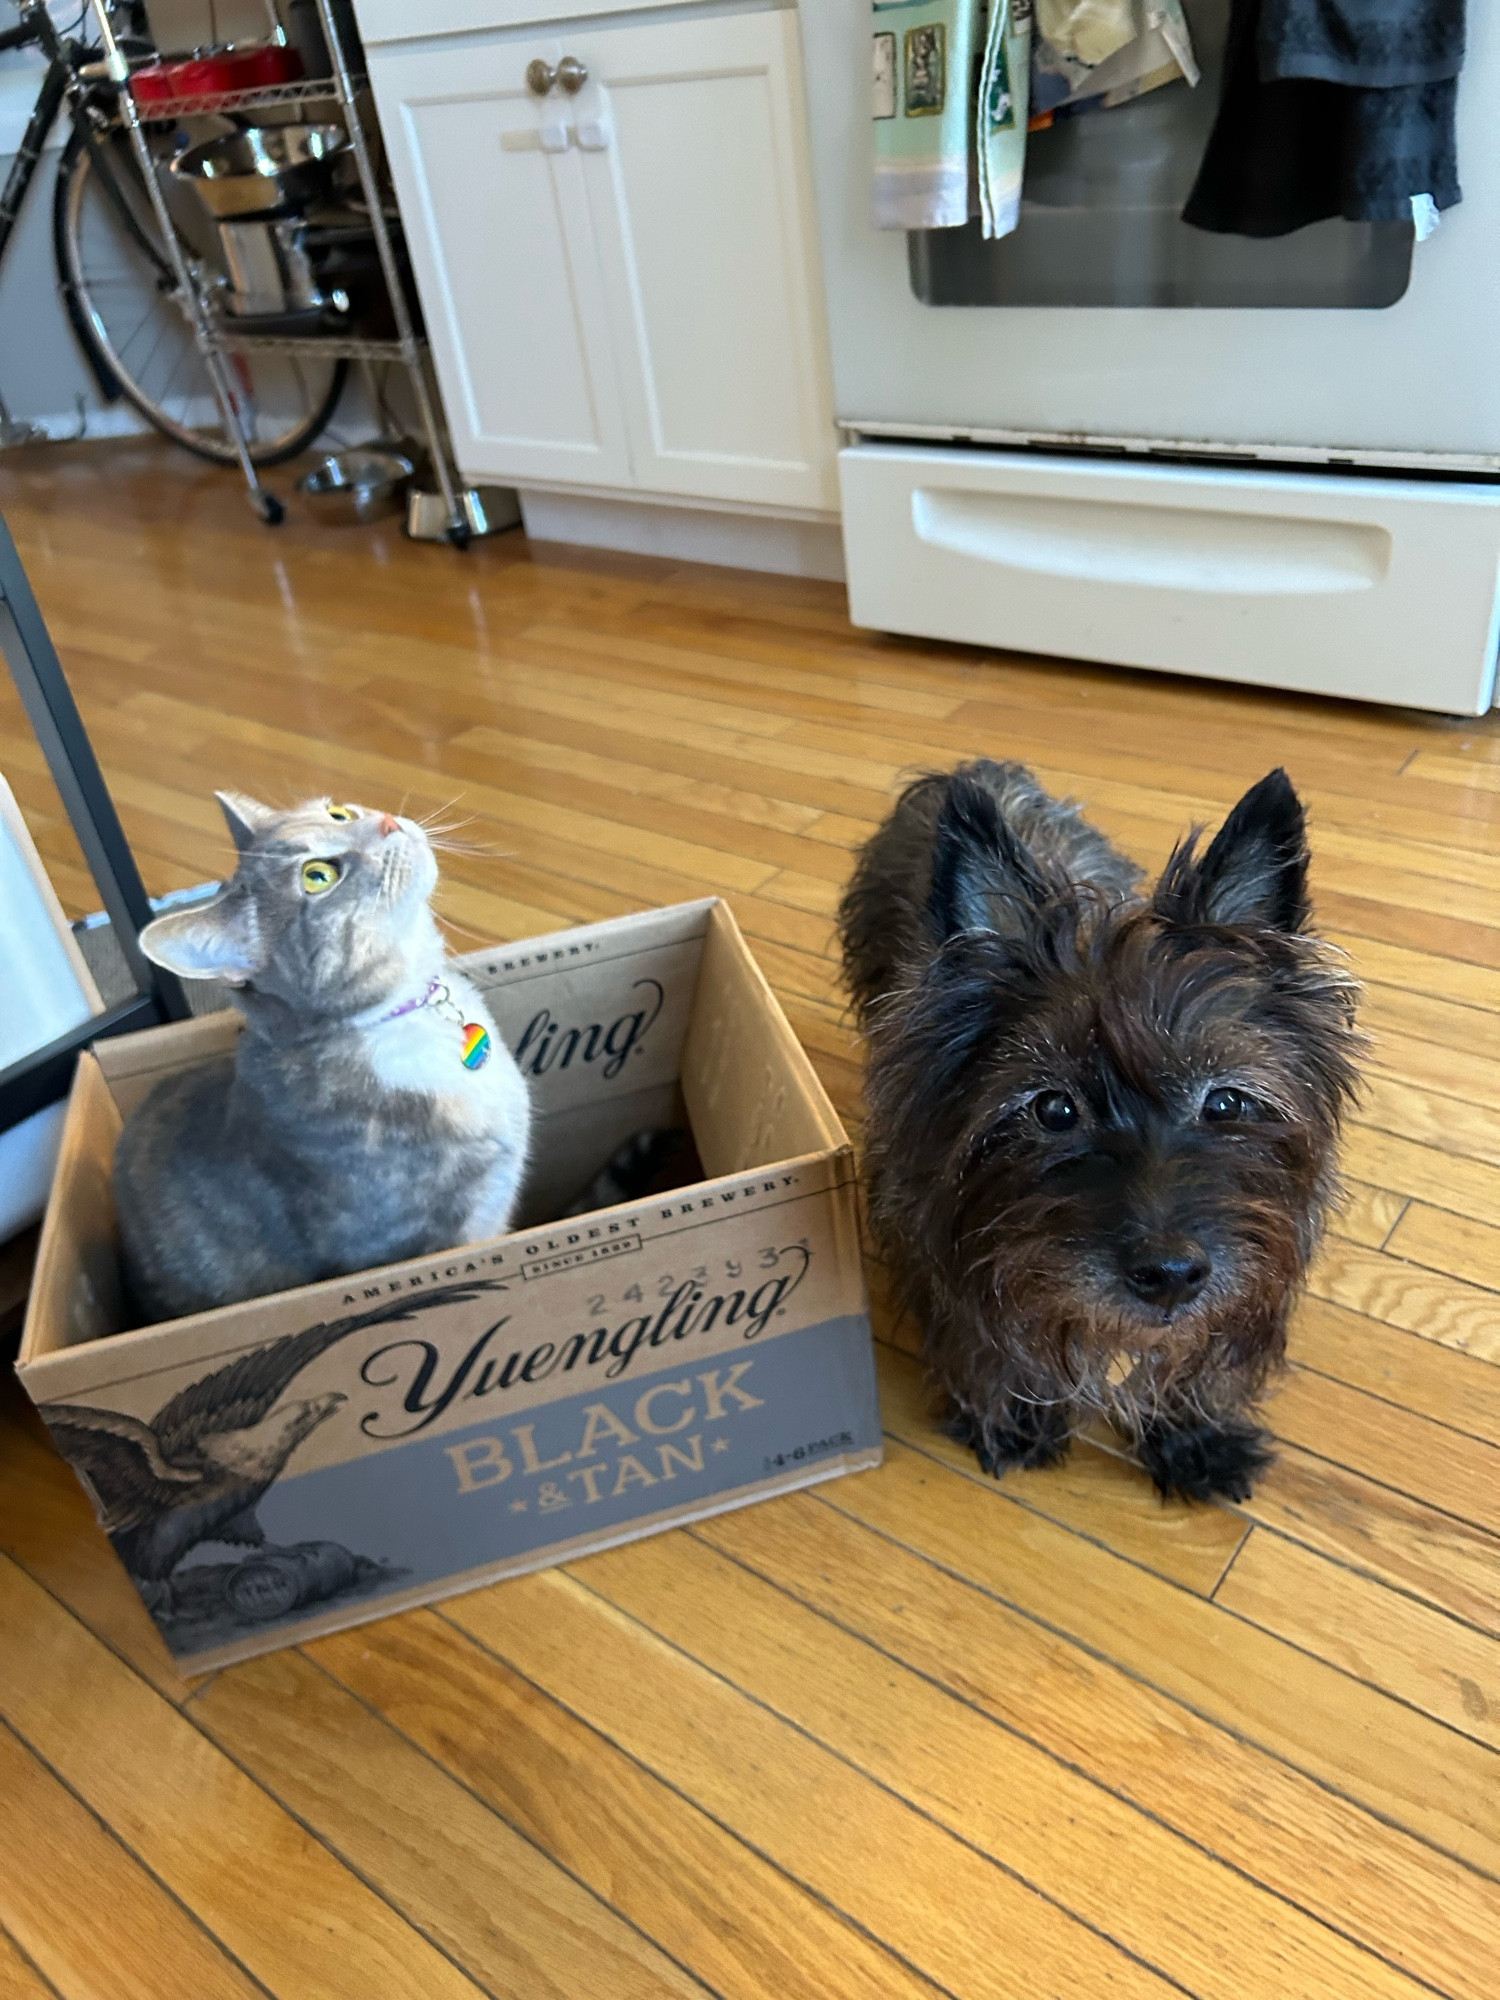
1032, 0, 1198, 119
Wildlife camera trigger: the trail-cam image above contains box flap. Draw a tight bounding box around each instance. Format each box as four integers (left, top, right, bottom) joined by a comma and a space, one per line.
683, 902, 846, 1178
20, 1051, 126, 1365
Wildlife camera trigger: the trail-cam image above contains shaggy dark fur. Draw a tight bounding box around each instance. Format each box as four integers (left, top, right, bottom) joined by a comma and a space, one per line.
839, 760, 1361, 1503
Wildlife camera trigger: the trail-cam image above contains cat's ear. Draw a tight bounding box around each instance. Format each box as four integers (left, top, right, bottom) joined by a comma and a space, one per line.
215, 790, 276, 853
139, 891, 262, 984
1153, 769, 1310, 933
928, 773, 1050, 940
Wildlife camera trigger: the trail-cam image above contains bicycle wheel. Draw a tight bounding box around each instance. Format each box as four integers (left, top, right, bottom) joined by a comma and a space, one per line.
54, 121, 346, 467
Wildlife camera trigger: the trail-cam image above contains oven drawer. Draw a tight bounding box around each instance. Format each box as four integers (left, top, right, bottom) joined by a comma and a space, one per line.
838, 445, 1500, 714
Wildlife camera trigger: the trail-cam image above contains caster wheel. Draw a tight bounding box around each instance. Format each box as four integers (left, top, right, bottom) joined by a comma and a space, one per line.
445, 521, 473, 550
250, 489, 286, 526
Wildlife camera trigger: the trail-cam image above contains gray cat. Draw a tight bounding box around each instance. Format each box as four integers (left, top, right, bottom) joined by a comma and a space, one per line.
115, 792, 531, 1324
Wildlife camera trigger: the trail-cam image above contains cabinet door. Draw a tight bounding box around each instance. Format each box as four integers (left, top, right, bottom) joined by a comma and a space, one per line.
565, 11, 837, 511
368, 37, 633, 488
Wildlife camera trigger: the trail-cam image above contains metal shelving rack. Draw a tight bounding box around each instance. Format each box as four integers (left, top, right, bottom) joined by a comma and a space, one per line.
84, 0, 481, 542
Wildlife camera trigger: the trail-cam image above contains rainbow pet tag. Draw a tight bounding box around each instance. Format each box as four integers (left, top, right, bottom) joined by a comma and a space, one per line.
460, 1022, 492, 1071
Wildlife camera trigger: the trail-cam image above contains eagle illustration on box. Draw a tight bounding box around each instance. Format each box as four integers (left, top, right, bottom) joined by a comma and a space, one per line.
38, 1284, 498, 1629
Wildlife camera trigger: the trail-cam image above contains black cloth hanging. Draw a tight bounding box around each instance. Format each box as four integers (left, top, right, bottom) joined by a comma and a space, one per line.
1183, 0, 1465, 237
1258, 0, 1465, 87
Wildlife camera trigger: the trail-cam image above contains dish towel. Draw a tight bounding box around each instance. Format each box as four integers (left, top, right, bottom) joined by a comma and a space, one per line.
978, 0, 1033, 237
872, 0, 981, 228
1258, 0, 1465, 88
1184, 0, 1465, 236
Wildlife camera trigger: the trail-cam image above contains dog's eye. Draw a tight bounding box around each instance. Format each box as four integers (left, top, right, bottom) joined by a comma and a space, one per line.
1033, 1091, 1079, 1133
1202, 1087, 1251, 1124
300, 859, 342, 895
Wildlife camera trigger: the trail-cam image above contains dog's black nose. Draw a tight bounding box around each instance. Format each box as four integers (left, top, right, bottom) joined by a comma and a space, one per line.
1125, 1252, 1210, 1312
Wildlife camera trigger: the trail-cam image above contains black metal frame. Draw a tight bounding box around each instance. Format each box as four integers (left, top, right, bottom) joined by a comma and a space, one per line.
0, 507, 190, 1134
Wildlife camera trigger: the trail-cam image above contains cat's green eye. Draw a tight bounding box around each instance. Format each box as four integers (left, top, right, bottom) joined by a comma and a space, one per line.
325, 803, 357, 823
300, 859, 341, 895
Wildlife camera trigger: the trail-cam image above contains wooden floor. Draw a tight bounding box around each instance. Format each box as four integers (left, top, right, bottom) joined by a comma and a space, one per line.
1, 439, 1497, 2000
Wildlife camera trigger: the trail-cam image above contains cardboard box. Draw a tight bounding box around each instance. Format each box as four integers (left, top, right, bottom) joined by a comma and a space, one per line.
18, 899, 880, 1675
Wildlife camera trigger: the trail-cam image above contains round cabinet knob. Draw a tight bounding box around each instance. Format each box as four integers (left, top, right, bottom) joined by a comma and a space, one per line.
525, 58, 557, 95
556, 55, 589, 94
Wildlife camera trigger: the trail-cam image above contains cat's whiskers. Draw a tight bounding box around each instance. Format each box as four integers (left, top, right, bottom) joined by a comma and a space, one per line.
416, 796, 467, 833
434, 908, 494, 946
427, 834, 507, 861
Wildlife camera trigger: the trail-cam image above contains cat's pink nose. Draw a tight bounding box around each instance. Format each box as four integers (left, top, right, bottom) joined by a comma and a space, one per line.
378, 813, 400, 837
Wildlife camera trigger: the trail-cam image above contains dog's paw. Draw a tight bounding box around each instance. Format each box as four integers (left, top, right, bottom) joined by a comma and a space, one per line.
1138, 1419, 1274, 1503
944, 1399, 1072, 1477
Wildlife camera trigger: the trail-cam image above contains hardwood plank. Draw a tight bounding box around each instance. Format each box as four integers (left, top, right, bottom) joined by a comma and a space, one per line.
696, 1489, 1500, 2000
0, 1932, 59, 2000
308, 1610, 951, 2000
1406, 750, 1500, 793
572, 1529, 1433, 2000
1356, 1070, 1500, 1168
1367, 1027, 1500, 1117
876, 1343, 1250, 1594
819, 1440, 1500, 1873
1385, 1202, 1500, 1294
445, 1572, 1180, 2000
1339, 1122, 1500, 1245
519, 617, 968, 721
1242, 1448, 1500, 1640
190, 1650, 709, 2000
1307, 1236, 1500, 1363
1319, 890, 1500, 973
1330, 931, 1500, 1013
0, 1558, 487, 2000
1358, 981, 1500, 1063
0, 1723, 259, 2000
1214, 1530, 1500, 1748
1264, 1366, 1500, 1540
1330, 1181, 1408, 1250
1289, 1296, 1500, 1447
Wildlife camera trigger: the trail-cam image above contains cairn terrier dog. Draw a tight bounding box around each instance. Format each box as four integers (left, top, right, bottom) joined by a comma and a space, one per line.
839, 760, 1361, 1502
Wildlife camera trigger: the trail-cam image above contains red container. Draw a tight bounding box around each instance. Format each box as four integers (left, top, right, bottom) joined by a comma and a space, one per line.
131, 44, 304, 108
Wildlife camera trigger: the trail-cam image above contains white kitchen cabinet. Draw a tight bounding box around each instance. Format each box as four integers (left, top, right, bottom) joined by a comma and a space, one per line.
367, 8, 837, 512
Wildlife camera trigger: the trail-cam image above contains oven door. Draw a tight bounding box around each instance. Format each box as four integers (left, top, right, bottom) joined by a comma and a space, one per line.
798, 0, 1500, 463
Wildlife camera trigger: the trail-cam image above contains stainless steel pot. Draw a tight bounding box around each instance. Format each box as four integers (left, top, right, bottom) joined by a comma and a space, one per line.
169, 124, 350, 219
216, 218, 326, 318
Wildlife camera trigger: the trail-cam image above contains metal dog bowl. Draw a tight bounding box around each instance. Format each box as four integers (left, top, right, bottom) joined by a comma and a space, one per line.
296, 447, 415, 524
170, 124, 350, 219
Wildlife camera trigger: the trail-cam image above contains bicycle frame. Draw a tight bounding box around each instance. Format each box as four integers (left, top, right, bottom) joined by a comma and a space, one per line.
0, 2, 283, 511
0, 5, 77, 270
0, 4, 131, 405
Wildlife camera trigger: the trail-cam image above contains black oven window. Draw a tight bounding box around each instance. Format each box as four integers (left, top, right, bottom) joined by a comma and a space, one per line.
908, 0, 1414, 310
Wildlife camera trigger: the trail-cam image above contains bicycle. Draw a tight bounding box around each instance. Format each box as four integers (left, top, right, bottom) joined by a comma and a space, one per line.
0, 1, 345, 487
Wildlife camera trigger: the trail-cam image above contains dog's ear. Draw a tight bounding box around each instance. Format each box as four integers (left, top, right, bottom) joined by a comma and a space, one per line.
929, 775, 1049, 940
1154, 769, 1310, 932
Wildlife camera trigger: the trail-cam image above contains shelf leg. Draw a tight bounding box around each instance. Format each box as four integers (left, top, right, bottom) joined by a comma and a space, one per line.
313, 0, 469, 538
82, 0, 278, 517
